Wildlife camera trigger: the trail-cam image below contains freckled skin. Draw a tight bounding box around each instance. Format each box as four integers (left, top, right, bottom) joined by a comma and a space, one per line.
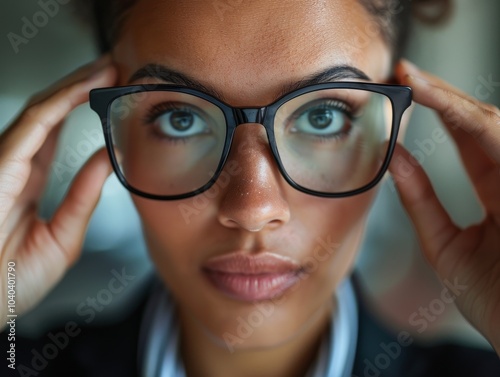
113, 1, 392, 376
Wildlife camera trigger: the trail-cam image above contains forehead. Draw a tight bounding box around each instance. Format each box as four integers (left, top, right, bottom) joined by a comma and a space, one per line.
114, 0, 391, 106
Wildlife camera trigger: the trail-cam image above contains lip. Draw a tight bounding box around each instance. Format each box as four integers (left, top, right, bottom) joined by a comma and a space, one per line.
202, 252, 302, 302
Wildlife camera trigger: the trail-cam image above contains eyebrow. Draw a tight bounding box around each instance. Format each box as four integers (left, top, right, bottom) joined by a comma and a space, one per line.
129, 64, 371, 102
280, 66, 371, 97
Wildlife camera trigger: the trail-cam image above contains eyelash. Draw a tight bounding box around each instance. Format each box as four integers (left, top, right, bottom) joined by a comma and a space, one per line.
143, 102, 188, 124
142, 98, 356, 144
288, 99, 356, 141
289, 99, 356, 128
142, 102, 200, 144
292, 99, 355, 119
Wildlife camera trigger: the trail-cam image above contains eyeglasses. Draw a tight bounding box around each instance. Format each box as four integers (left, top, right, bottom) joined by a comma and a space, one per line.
89, 82, 411, 200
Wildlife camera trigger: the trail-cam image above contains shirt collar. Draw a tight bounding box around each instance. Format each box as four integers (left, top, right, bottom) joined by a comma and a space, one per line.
139, 277, 358, 377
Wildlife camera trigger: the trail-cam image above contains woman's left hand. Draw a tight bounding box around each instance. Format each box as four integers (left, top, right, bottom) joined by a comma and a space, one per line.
390, 60, 500, 354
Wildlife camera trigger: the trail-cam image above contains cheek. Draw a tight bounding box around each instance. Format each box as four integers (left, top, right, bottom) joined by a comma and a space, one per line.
131, 196, 204, 278
265, 193, 375, 347
134, 182, 376, 276
287, 189, 376, 288
131, 181, 377, 346
278, 200, 372, 342
288, 187, 375, 247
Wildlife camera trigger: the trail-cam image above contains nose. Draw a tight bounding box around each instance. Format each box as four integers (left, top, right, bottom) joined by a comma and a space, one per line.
217, 124, 291, 232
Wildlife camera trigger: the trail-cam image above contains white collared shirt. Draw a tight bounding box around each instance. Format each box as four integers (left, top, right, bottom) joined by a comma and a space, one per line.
138, 278, 358, 377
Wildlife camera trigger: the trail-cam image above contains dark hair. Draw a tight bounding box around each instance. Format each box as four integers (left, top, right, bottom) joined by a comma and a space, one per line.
78, 0, 452, 62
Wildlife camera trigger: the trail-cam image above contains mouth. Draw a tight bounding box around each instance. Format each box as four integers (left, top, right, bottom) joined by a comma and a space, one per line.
202, 251, 303, 302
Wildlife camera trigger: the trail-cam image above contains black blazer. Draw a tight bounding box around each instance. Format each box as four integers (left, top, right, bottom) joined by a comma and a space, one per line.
3, 276, 500, 376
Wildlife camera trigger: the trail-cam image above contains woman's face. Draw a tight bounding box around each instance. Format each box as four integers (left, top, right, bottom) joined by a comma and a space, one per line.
113, 0, 391, 350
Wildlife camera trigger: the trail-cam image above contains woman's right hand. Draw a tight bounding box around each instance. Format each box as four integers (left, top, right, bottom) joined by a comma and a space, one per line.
0, 56, 117, 329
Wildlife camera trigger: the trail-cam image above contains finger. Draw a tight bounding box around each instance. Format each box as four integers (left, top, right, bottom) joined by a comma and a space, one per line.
0, 65, 116, 224
1, 56, 111, 199
28, 54, 112, 106
17, 123, 66, 206
0, 63, 116, 162
0, 55, 110, 185
397, 66, 500, 163
396, 60, 482, 106
395, 61, 500, 212
0, 148, 111, 317
46, 147, 112, 266
397, 60, 500, 115
388, 143, 461, 273
0, 123, 65, 231
7, 122, 65, 225
443, 126, 500, 214
31, 121, 65, 178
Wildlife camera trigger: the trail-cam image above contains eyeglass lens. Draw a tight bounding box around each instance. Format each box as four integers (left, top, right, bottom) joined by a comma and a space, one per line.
108, 88, 393, 196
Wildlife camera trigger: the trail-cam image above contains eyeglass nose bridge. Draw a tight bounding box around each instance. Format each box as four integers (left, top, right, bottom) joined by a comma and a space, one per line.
234, 107, 267, 126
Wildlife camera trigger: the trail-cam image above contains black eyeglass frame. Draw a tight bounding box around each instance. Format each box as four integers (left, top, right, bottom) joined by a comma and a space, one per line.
89, 82, 412, 200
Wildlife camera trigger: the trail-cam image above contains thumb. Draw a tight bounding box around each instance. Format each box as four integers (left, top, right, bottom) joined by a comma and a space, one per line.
388, 142, 459, 274
47, 147, 113, 266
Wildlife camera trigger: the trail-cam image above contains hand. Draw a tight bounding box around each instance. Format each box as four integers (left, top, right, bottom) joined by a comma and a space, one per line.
0, 56, 117, 329
389, 60, 500, 354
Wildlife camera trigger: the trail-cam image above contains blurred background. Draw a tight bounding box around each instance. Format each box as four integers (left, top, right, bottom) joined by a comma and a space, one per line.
0, 0, 499, 349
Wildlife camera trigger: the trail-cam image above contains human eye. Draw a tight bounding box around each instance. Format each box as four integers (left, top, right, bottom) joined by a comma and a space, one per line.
144, 102, 211, 141
289, 99, 354, 140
